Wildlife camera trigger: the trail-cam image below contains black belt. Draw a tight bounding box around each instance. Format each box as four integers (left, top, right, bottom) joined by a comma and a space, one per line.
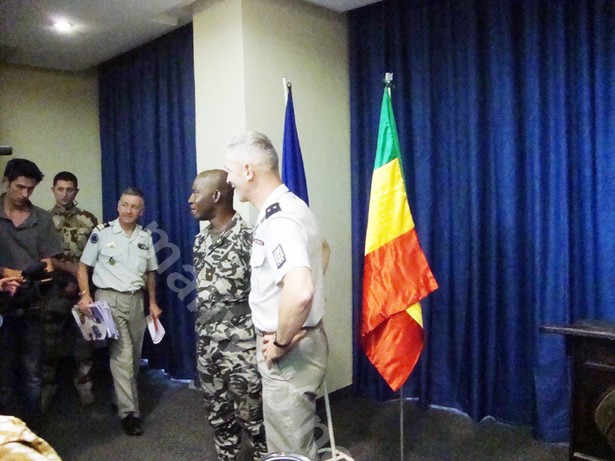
254, 320, 323, 337
98, 287, 143, 295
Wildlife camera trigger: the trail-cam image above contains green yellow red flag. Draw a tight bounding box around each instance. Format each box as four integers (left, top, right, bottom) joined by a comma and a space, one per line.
361, 84, 438, 391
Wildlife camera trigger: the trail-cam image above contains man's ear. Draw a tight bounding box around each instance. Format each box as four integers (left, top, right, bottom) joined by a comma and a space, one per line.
213, 190, 221, 202
245, 162, 255, 180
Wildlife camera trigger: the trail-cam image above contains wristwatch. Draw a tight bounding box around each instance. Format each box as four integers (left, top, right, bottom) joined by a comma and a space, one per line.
273, 334, 291, 349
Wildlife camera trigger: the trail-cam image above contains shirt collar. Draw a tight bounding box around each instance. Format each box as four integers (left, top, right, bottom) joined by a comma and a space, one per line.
111, 219, 141, 236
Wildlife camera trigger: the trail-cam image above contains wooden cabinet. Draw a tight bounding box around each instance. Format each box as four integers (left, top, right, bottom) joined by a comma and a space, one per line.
541, 322, 615, 461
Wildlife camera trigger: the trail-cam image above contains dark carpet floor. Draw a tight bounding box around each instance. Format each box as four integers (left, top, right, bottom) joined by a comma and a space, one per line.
35, 356, 568, 461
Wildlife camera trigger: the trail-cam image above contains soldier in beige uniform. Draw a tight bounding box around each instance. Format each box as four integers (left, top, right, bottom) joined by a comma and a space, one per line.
43, 172, 98, 408
78, 187, 160, 436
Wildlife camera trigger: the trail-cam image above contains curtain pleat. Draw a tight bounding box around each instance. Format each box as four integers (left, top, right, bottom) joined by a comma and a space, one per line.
350, 0, 615, 441
98, 24, 198, 380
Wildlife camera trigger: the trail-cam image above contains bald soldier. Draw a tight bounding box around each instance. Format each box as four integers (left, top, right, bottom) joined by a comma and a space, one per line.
189, 169, 266, 460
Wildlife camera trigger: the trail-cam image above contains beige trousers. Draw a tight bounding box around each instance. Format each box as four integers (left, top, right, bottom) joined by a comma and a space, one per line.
256, 325, 328, 460
96, 289, 145, 418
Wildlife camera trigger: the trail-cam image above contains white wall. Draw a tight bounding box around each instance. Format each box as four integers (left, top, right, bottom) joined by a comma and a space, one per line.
0, 64, 102, 219
193, 0, 353, 391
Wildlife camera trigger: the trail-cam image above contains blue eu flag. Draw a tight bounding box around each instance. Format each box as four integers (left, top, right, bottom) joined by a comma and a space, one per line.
282, 85, 309, 205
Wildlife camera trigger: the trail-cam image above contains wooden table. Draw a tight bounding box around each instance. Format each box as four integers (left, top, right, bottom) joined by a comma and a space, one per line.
541, 321, 615, 461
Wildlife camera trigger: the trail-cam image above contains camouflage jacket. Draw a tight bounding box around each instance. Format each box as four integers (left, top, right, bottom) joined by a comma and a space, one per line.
193, 212, 254, 341
0, 415, 62, 460
49, 203, 98, 262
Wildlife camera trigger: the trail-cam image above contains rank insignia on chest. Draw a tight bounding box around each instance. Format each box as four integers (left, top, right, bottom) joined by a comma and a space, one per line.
205, 268, 214, 281
138, 243, 148, 250
109, 256, 116, 265
273, 244, 286, 268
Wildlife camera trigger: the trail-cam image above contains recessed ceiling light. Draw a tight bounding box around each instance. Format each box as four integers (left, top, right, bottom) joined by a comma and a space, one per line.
53, 20, 73, 32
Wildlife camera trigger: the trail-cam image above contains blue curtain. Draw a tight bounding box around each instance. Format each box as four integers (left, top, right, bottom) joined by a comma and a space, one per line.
98, 24, 198, 379
350, 0, 615, 441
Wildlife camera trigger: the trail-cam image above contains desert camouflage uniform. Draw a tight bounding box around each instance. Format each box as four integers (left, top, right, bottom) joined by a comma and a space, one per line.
194, 212, 266, 461
42, 204, 98, 408
0, 415, 61, 460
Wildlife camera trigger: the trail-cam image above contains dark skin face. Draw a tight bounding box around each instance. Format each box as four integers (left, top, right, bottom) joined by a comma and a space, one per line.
188, 176, 217, 221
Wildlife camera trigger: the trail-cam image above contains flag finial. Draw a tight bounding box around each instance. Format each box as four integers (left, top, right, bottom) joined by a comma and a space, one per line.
384, 72, 394, 87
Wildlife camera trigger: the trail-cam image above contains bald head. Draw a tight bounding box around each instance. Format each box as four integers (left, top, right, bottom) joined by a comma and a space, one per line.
197, 169, 233, 208
189, 169, 234, 221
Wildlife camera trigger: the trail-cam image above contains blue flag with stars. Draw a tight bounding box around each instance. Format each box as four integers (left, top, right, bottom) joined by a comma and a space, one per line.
282, 85, 309, 205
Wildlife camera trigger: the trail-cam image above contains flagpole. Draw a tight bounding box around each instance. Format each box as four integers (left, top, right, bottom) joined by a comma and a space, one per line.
384, 72, 393, 93
282, 76, 288, 104
383, 71, 405, 461
400, 386, 404, 461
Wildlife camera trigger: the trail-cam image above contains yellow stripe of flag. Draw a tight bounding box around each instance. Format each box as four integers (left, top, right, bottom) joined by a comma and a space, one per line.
364, 157, 415, 255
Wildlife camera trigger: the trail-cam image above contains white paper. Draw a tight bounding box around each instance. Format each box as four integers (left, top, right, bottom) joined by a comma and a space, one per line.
146, 315, 165, 344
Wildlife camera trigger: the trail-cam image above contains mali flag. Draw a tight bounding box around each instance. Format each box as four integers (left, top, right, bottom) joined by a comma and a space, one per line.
361, 85, 438, 392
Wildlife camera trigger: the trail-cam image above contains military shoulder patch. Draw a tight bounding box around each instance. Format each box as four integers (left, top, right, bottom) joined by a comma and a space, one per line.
90, 222, 110, 244
265, 202, 281, 219
273, 244, 286, 268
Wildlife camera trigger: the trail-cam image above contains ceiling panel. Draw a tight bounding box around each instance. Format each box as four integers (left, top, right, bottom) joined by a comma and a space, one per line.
0, 0, 379, 72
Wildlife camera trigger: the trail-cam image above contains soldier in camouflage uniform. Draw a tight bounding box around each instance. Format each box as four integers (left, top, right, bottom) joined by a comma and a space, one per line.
189, 169, 266, 461
43, 171, 98, 408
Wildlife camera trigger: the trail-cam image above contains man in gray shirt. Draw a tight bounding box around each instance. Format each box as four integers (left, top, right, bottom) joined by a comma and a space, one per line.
0, 158, 63, 423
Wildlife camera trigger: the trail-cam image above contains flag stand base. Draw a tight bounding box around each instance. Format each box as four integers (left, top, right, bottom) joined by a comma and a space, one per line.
317, 449, 354, 461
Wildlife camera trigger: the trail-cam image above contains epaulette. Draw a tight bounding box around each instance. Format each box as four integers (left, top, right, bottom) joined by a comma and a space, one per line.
265, 202, 281, 219
94, 222, 112, 231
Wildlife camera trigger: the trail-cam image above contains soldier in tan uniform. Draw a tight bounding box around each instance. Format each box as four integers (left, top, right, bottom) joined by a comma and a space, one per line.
43, 172, 98, 408
78, 187, 160, 436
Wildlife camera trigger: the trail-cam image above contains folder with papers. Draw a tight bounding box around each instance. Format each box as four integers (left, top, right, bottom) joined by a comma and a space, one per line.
72, 300, 118, 341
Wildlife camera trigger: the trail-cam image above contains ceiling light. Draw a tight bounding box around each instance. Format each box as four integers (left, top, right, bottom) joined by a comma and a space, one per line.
53, 20, 73, 32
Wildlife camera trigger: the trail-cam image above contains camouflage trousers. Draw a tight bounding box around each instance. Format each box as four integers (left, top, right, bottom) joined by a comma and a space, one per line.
42, 288, 94, 408
197, 336, 267, 461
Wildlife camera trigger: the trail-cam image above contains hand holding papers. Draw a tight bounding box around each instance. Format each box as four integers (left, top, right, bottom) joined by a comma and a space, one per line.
72, 300, 118, 341
146, 315, 165, 344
